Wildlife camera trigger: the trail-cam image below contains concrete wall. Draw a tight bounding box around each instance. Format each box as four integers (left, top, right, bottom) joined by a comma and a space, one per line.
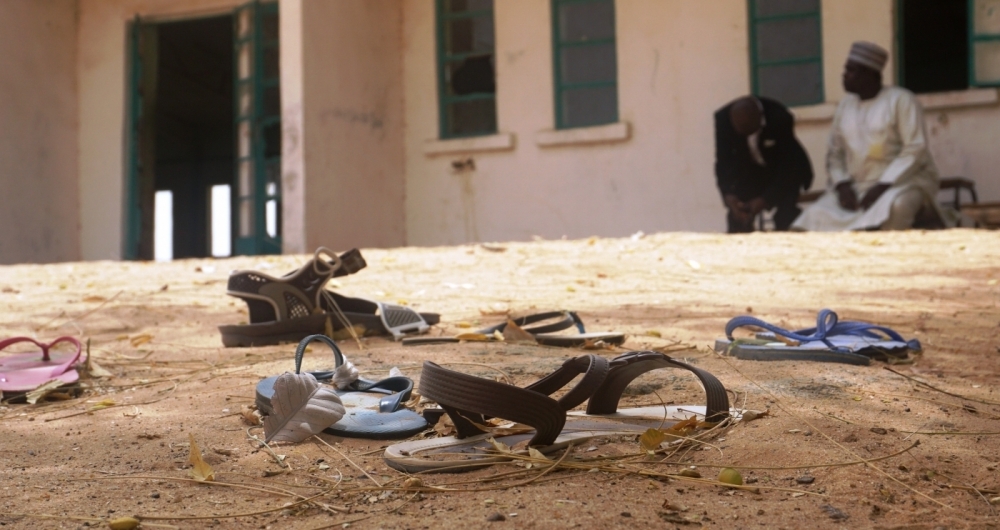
296, 0, 406, 251
403, 0, 751, 245
401, 0, 999, 245
0, 0, 80, 264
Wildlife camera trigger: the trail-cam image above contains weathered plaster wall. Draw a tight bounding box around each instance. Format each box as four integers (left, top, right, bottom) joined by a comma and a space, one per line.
297, 0, 406, 251
0, 0, 80, 264
795, 0, 1000, 204
402, 0, 750, 245
402, 0, 998, 245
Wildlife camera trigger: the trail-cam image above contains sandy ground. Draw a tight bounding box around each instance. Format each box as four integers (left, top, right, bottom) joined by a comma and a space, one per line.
1, 229, 999, 530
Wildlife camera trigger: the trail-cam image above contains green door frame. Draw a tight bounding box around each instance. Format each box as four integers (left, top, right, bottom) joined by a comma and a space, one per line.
233, 0, 282, 256
124, 3, 281, 260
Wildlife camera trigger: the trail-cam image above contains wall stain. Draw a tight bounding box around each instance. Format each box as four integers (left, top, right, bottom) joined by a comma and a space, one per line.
451, 158, 480, 242
322, 108, 385, 130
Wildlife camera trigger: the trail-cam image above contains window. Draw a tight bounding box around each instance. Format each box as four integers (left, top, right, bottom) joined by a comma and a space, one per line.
552, 0, 618, 129
898, 0, 1000, 93
436, 0, 497, 139
898, 1, 969, 92
748, 0, 823, 107
971, 0, 1000, 86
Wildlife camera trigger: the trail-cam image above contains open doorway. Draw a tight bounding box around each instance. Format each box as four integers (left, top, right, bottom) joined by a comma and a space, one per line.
156, 15, 234, 259
125, 2, 281, 261
897, 0, 969, 94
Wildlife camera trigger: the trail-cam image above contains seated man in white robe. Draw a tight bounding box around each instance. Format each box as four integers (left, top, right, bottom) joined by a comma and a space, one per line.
792, 41, 942, 231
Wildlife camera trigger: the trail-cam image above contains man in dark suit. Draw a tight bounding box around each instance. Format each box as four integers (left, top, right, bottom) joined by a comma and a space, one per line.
714, 96, 814, 233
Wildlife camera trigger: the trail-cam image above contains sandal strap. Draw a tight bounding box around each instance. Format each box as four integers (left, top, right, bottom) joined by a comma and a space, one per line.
585, 351, 730, 422
478, 311, 584, 336
226, 248, 364, 323
421, 360, 595, 447
523, 354, 610, 410
292, 334, 346, 374
0, 336, 82, 364
725, 309, 907, 352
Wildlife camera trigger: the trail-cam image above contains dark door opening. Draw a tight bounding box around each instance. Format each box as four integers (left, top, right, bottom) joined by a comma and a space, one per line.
155, 15, 234, 259
898, 0, 969, 94
125, 2, 280, 261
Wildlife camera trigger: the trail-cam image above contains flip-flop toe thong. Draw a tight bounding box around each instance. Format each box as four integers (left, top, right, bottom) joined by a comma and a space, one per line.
0, 337, 84, 393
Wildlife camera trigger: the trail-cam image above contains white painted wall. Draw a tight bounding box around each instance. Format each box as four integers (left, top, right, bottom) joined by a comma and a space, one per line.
403, 0, 753, 245
298, 0, 406, 251
0, 0, 80, 264
16, 0, 998, 264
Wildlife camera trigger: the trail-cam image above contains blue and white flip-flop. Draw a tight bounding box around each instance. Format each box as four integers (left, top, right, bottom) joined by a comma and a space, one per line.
714, 309, 921, 365
255, 335, 428, 439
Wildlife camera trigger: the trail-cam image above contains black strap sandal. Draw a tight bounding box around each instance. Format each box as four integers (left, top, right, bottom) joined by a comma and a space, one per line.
219, 247, 439, 347
401, 311, 625, 348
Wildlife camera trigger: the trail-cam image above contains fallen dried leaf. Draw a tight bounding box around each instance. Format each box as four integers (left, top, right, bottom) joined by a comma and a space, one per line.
433, 414, 456, 437
263, 373, 346, 443
661, 417, 699, 441
108, 516, 141, 530
488, 437, 512, 454
88, 398, 116, 411
528, 447, 549, 461
240, 406, 262, 426
86, 359, 113, 378
455, 332, 491, 342
639, 428, 666, 453
129, 334, 153, 347
25, 380, 66, 404
188, 433, 215, 482
741, 410, 769, 422
502, 320, 536, 343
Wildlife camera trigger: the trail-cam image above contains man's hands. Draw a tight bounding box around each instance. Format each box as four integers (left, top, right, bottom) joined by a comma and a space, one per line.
836, 181, 891, 211
859, 183, 891, 210
836, 181, 858, 211
724, 194, 768, 225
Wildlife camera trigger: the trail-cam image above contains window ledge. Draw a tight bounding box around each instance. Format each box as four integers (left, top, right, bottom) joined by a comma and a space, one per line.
917, 88, 998, 110
423, 133, 515, 156
535, 122, 631, 147
791, 103, 837, 124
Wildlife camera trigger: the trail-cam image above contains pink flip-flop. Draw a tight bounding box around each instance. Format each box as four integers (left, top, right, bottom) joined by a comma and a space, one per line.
0, 337, 84, 393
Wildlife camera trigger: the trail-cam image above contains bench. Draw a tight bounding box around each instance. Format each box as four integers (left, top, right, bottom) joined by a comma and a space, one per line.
757, 177, 982, 230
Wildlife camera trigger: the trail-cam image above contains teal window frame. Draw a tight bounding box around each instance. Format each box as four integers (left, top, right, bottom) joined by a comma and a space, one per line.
551, 0, 618, 130
970, 0, 1000, 87
435, 0, 497, 139
747, 0, 824, 107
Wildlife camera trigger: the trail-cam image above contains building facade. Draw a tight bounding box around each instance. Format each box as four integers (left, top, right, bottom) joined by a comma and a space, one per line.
1, 0, 997, 264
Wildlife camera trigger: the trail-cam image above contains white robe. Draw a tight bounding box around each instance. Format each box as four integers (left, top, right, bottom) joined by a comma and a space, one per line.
792, 86, 940, 231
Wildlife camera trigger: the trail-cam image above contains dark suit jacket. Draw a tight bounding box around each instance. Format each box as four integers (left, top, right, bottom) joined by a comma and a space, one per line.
714, 97, 813, 207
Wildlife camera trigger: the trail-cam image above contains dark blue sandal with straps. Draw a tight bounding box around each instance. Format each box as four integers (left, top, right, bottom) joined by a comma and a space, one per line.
256, 334, 428, 439
715, 309, 921, 365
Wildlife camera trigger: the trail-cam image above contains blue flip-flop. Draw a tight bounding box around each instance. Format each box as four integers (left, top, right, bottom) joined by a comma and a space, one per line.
255, 335, 428, 439
715, 309, 921, 365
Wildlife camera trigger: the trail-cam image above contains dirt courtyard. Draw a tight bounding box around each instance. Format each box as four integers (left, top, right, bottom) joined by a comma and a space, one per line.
1, 229, 999, 529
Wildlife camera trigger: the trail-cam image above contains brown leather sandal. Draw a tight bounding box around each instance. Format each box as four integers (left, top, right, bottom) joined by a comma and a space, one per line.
383, 351, 730, 473
219, 247, 440, 347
